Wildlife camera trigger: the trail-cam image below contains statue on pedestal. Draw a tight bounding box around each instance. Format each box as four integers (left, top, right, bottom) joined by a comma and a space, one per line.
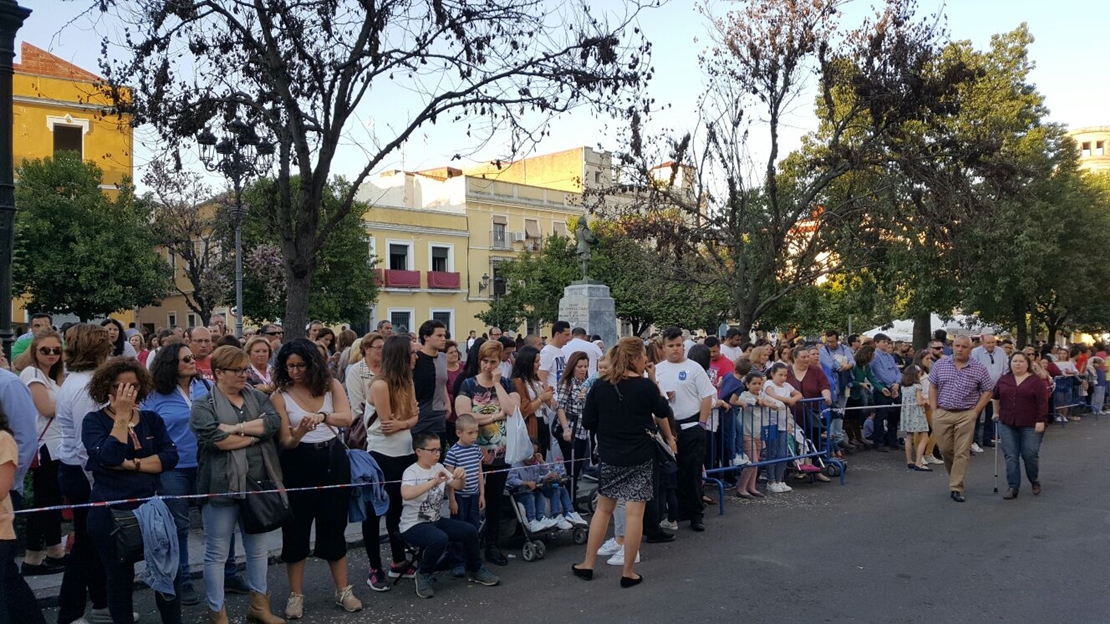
575, 217, 598, 281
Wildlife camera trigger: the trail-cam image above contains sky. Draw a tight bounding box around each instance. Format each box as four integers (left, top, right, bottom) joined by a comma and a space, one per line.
16, 0, 1110, 191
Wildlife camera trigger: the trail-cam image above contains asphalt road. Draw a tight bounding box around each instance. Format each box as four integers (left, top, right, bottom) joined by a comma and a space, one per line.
44, 417, 1110, 624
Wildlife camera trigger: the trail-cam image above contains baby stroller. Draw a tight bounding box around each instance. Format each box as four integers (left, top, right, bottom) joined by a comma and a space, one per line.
508, 477, 589, 562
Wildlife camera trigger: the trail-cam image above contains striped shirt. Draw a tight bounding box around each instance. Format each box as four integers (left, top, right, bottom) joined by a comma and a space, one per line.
444, 442, 482, 496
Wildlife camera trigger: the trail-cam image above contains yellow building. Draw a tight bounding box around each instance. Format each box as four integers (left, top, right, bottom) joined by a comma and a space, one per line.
13, 42, 135, 327
355, 147, 614, 337
1069, 127, 1110, 174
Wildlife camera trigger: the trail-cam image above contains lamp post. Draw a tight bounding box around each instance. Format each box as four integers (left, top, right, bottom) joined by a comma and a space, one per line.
0, 1, 30, 361
197, 119, 274, 339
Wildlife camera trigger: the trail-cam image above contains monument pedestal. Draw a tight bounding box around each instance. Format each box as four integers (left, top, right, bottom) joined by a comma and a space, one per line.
558, 281, 618, 349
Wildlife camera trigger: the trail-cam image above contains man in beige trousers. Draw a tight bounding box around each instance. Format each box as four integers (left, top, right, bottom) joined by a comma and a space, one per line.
928, 335, 995, 502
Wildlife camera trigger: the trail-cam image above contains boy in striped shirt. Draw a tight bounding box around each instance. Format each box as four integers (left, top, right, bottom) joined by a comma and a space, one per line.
446, 414, 484, 532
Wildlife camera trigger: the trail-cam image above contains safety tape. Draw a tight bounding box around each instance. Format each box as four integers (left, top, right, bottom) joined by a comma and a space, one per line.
12, 456, 593, 515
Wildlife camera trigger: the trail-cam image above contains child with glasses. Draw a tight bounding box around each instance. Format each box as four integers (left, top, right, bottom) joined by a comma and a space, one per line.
400, 432, 500, 598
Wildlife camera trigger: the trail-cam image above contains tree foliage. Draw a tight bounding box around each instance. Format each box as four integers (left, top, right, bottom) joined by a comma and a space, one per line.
142, 160, 230, 326
232, 177, 378, 326
14, 153, 171, 321
95, 0, 656, 339
590, 0, 963, 335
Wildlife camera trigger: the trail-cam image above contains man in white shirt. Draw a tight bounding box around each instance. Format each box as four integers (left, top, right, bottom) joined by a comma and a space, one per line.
682, 329, 697, 356
719, 328, 744, 363
970, 334, 1008, 451
655, 327, 715, 532
563, 327, 604, 376
538, 321, 571, 387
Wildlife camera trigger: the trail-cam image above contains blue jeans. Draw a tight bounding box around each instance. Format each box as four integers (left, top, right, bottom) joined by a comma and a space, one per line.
402, 518, 482, 574
764, 428, 790, 482
159, 468, 239, 581
998, 422, 1043, 491
512, 489, 547, 521
872, 392, 899, 447
540, 484, 572, 516
200, 504, 271, 612
452, 493, 481, 531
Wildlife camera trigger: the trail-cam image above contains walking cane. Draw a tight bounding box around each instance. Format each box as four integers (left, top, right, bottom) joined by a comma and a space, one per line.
992, 420, 999, 494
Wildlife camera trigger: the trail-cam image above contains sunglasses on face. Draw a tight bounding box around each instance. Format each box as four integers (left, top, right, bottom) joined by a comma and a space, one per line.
180, 355, 196, 363
265, 331, 285, 337
38, 347, 62, 356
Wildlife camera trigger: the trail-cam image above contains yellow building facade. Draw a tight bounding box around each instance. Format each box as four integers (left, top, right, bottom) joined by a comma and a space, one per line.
13, 42, 135, 327
356, 147, 613, 338
1070, 127, 1110, 174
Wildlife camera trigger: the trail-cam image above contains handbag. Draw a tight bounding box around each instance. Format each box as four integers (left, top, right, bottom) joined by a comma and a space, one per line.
110, 509, 145, 565
613, 381, 676, 470
345, 407, 368, 450
239, 446, 291, 535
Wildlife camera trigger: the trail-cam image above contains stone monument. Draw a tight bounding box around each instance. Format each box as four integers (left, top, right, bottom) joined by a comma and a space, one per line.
558, 218, 618, 348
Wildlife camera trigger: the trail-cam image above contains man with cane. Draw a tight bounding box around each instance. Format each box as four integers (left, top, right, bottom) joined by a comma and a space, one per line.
928, 336, 995, 503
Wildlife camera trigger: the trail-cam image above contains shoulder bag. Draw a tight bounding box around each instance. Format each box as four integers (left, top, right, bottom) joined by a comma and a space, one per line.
110, 509, 145, 565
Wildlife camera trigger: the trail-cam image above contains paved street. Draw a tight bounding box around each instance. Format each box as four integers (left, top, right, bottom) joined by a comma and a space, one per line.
42, 418, 1110, 624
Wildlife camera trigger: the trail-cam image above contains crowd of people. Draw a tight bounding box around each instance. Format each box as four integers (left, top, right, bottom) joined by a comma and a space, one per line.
0, 312, 1100, 621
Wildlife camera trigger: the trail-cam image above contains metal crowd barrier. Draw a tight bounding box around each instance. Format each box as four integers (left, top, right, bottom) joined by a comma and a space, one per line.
1050, 374, 1101, 424
703, 396, 845, 515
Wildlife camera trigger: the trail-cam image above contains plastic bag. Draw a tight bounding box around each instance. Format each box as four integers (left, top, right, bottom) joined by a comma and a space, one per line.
503, 407, 532, 464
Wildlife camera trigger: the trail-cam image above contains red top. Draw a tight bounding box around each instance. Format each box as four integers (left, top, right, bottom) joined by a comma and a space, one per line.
786, 365, 830, 427
993, 373, 1050, 427
709, 355, 733, 387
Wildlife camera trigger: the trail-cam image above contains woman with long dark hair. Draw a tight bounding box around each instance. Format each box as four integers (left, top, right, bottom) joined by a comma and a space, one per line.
272, 339, 361, 618
54, 323, 113, 624
83, 358, 180, 623
454, 340, 520, 567
846, 344, 883, 450
361, 335, 419, 591
18, 331, 67, 576
511, 346, 555, 453
555, 351, 591, 500
572, 338, 674, 587
100, 318, 136, 358
142, 343, 209, 605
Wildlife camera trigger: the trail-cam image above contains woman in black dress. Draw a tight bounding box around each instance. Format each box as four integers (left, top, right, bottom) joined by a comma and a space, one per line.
572, 337, 675, 588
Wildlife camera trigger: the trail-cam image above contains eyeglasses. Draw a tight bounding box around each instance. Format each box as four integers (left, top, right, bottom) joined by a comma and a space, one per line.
180, 355, 196, 363
38, 347, 62, 356
192, 338, 212, 344
265, 331, 285, 337
418, 447, 442, 453
365, 344, 383, 351
285, 363, 308, 370
220, 367, 250, 376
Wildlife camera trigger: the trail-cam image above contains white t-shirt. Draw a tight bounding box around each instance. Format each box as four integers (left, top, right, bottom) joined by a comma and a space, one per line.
655, 359, 715, 428
55, 371, 100, 468
762, 380, 797, 429
683, 339, 697, 356
720, 344, 743, 363
20, 367, 64, 458
400, 462, 451, 533
563, 338, 604, 376
539, 344, 567, 386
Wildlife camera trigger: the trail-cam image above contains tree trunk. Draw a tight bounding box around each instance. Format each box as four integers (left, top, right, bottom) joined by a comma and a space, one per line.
1014, 309, 1029, 348
283, 271, 313, 342
1046, 323, 1058, 346
912, 310, 932, 350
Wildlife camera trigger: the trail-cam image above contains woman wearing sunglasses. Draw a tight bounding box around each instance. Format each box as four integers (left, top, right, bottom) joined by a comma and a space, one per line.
141, 343, 211, 606
18, 331, 67, 576
82, 358, 180, 623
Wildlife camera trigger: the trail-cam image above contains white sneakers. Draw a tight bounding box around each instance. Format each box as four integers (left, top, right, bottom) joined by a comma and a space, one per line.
732, 454, 751, 466
566, 512, 588, 526
767, 482, 793, 493
606, 549, 641, 566
971, 443, 984, 454
555, 517, 574, 530
923, 455, 944, 465
598, 537, 622, 557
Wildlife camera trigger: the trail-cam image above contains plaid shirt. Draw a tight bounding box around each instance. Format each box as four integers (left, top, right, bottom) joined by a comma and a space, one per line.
556, 377, 590, 440
929, 356, 995, 411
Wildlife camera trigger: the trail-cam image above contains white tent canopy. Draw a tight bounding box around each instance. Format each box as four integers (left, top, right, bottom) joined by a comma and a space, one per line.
863, 314, 1000, 342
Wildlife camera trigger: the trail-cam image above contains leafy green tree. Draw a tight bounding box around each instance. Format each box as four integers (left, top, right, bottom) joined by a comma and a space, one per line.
232, 177, 378, 325
476, 235, 578, 334
14, 153, 171, 321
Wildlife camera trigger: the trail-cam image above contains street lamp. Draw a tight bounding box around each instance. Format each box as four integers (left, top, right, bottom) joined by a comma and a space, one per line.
0, 1, 31, 360
197, 119, 274, 338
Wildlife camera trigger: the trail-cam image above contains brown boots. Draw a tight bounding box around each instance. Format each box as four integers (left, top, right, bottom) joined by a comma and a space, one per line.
247, 590, 286, 624
208, 607, 228, 624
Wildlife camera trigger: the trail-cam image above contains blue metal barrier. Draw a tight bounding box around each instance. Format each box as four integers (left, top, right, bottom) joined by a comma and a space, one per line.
703, 396, 845, 515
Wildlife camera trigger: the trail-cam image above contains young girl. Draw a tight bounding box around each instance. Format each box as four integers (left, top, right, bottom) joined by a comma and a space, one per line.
731, 371, 781, 498
0, 405, 47, 623
761, 364, 802, 493
900, 364, 932, 471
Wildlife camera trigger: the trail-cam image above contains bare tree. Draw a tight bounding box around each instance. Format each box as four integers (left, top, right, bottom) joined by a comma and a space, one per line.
142, 160, 230, 326
590, 0, 957, 335
94, 0, 655, 338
